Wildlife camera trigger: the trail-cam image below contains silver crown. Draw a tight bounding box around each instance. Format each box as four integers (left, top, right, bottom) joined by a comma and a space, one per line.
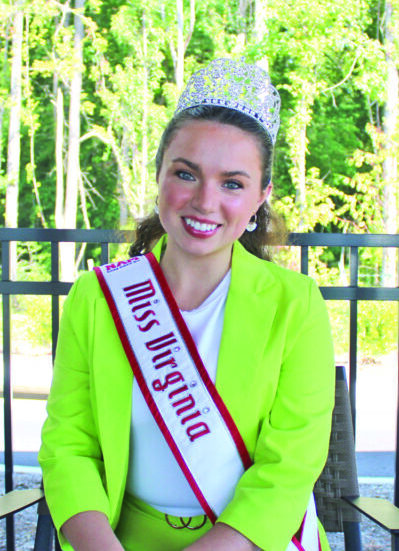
174, 58, 281, 145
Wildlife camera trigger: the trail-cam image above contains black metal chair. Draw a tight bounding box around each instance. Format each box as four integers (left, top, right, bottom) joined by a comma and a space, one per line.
0, 488, 43, 519
316, 365, 399, 550
33, 495, 62, 551
0, 485, 60, 550
314, 365, 362, 550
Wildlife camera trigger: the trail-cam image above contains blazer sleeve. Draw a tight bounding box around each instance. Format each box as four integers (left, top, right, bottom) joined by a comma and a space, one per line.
218, 278, 335, 551
38, 273, 110, 547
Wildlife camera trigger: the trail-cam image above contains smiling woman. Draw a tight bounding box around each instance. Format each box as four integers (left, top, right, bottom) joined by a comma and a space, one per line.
156, 120, 268, 294
130, 102, 282, 264
39, 59, 335, 551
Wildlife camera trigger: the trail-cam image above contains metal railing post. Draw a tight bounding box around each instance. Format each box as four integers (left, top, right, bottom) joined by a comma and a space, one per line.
51, 241, 60, 362
300, 245, 309, 275
2, 240, 15, 551
349, 246, 359, 436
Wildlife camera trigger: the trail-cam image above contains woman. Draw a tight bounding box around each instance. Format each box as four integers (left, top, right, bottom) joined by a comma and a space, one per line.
39, 58, 334, 551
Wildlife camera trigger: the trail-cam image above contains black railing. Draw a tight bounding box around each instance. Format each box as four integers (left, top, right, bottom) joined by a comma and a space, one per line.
1, 228, 399, 551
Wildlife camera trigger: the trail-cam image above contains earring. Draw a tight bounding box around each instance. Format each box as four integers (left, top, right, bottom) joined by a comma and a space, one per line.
154, 196, 159, 215
246, 214, 257, 232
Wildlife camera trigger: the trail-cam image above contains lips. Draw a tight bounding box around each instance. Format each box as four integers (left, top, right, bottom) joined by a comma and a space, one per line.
183, 217, 218, 231
182, 217, 221, 238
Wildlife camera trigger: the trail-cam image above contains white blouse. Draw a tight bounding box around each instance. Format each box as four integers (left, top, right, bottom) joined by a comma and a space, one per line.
125, 270, 231, 516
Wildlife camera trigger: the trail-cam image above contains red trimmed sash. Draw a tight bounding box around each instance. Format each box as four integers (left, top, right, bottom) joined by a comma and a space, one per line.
94, 253, 320, 550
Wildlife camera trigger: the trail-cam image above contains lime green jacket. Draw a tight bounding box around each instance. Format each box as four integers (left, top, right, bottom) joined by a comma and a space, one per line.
39, 239, 335, 551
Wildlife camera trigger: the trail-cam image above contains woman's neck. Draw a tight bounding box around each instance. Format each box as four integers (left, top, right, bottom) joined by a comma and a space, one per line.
160, 245, 232, 311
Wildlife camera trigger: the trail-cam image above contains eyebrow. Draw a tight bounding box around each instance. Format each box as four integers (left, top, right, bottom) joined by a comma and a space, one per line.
172, 157, 200, 171
171, 157, 251, 179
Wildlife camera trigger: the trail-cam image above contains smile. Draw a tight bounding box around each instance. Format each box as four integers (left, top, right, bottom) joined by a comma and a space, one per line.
183, 217, 219, 233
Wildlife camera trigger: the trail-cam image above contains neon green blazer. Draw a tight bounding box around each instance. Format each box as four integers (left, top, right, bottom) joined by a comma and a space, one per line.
39, 238, 335, 551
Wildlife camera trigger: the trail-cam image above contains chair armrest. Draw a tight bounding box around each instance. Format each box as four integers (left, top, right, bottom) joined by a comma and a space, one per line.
0, 488, 44, 519
343, 496, 399, 534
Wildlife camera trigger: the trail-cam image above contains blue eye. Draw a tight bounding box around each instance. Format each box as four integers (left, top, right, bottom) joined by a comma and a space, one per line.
223, 181, 243, 190
176, 170, 195, 181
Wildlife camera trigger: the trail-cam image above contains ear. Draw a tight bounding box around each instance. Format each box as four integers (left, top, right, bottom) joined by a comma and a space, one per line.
265, 182, 273, 201
257, 182, 273, 209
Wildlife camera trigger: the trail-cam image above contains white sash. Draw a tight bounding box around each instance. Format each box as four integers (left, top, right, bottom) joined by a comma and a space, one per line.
94, 253, 321, 550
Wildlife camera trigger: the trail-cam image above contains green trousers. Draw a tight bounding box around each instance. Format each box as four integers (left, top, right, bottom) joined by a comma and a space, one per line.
115, 493, 331, 551
115, 493, 212, 551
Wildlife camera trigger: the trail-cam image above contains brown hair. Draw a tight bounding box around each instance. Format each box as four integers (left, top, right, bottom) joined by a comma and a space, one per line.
129, 106, 286, 260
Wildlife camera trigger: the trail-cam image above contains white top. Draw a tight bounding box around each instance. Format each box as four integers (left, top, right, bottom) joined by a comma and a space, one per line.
126, 270, 231, 515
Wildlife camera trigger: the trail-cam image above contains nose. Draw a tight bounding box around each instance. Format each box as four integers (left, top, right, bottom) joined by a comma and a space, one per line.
191, 181, 215, 213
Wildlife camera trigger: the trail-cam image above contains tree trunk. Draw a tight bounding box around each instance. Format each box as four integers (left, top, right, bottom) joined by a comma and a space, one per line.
0, 25, 10, 174
254, 0, 269, 71
236, 0, 249, 50
25, 13, 46, 227
118, 129, 130, 227
295, 120, 307, 230
381, 1, 398, 286
53, 9, 69, 230
175, 0, 184, 89
291, 97, 309, 230
64, 0, 84, 229
5, 5, 23, 281
60, 0, 84, 281
54, 84, 65, 229
184, 0, 195, 50
169, 0, 194, 89
139, 12, 149, 218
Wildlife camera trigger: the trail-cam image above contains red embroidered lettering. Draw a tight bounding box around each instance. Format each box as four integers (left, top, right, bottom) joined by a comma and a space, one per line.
180, 411, 201, 425
168, 385, 188, 399
134, 309, 156, 322
138, 319, 160, 332
152, 371, 184, 391
106, 264, 117, 272
152, 350, 171, 363
154, 357, 178, 370
132, 300, 152, 313
124, 279, 156, 303
146, 332, 177, 351
172, 394, 196, 416
186, 423, 210, 442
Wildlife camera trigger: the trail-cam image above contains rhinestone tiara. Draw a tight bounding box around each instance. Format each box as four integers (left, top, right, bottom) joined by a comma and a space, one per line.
174, 58, 281, 145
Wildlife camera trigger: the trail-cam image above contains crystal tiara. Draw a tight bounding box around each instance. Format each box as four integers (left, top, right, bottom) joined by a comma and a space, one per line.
174, 58, 281, 145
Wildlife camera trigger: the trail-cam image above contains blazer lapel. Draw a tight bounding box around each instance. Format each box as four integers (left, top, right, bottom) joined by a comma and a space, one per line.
216, 243, 279, 449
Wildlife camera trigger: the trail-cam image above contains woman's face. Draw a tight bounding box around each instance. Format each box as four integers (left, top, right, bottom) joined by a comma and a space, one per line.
157, 120, 270, 263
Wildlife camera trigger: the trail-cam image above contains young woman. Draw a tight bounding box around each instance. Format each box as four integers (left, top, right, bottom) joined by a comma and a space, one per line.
39, 59, 334, 551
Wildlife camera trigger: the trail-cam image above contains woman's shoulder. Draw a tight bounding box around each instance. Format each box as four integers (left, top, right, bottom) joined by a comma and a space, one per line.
70, 268, 101, 294
235, 242, 319, 293
263, 256, 316, 287
64, 269, 104, 311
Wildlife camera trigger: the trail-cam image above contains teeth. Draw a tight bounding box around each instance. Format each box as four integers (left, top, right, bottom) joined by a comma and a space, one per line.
184, 218, 218, 232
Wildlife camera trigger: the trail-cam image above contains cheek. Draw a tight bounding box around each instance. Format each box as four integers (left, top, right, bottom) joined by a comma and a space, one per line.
160, 181, 192, 211
223, 196, 258, 222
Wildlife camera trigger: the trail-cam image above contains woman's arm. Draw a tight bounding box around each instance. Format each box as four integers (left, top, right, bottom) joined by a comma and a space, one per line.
183, 522, 259, 551
216, 277, 335, 550
62, 511, 124, 551
39, 273, 114, 546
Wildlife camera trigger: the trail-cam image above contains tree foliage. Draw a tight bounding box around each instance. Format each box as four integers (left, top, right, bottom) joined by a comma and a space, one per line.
0, 0, 397, 274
